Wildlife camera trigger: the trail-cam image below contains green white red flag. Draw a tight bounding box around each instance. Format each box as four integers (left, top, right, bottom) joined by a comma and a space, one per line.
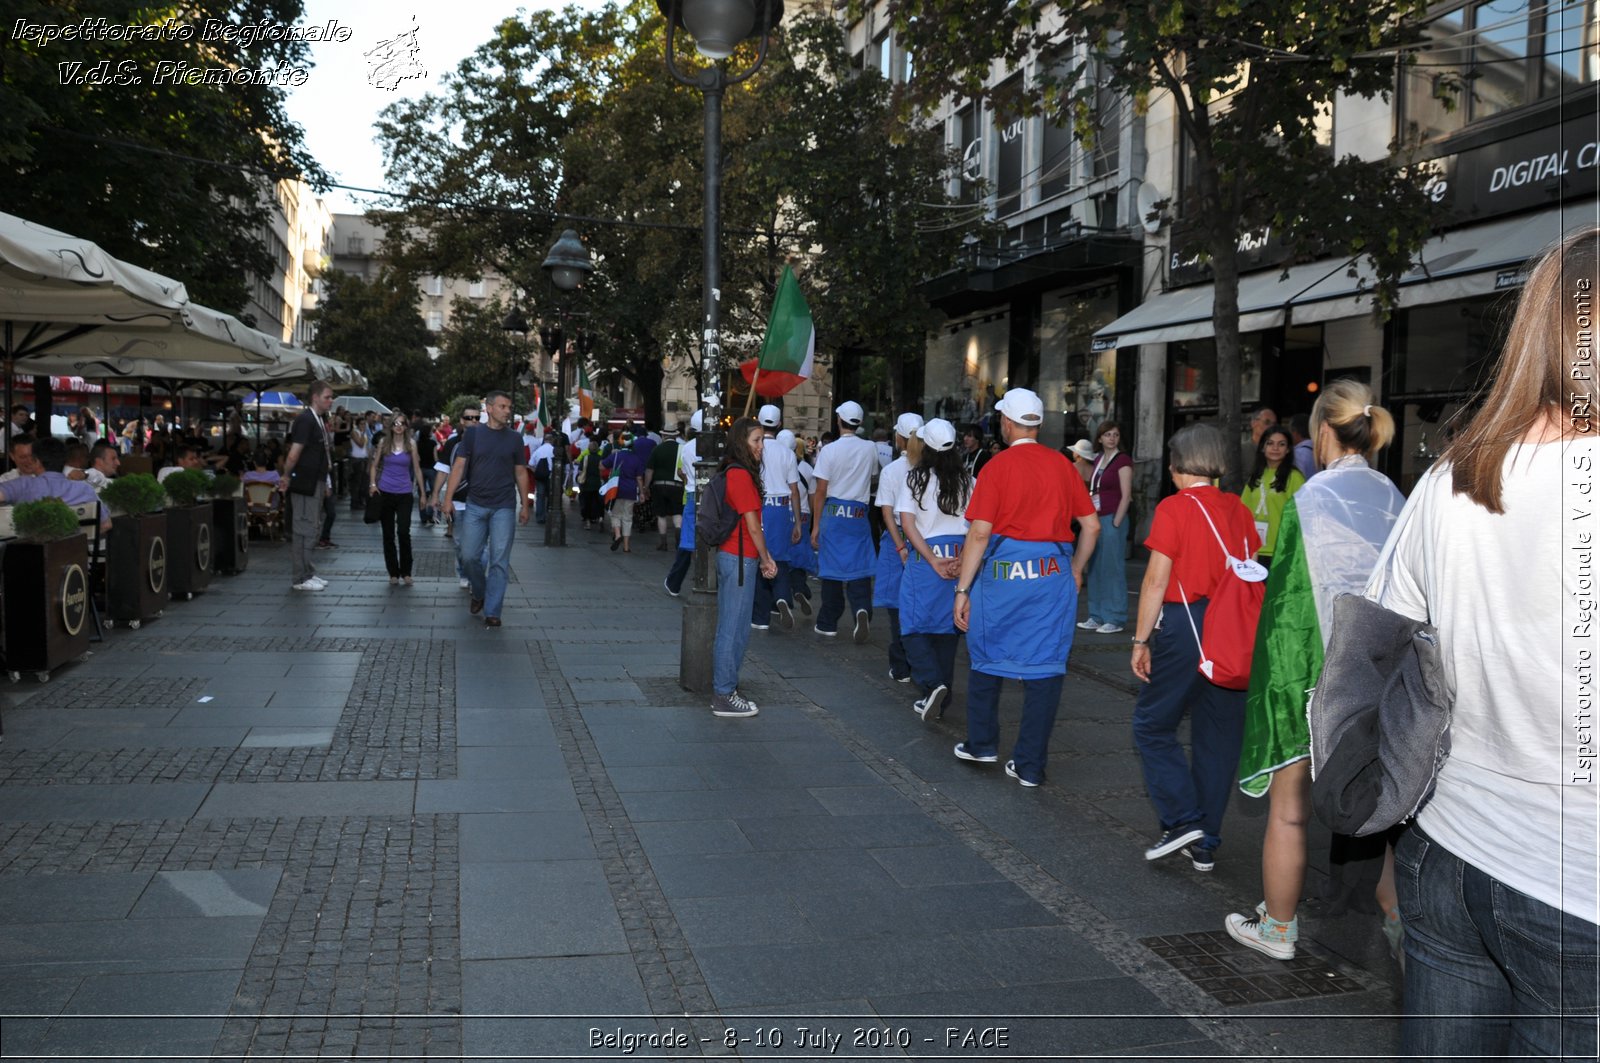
577, 362, 596, 419
740, 266, 814, 398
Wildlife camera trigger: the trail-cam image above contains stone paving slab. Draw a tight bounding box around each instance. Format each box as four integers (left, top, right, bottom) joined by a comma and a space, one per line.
0, 512, 1407, 1061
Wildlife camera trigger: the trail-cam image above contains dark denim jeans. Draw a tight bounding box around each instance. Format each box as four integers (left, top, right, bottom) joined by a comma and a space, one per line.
1130, 599, 1246, 851
904, 632, 959, 695
1397, 825, 1599, 1061
816, 577, 871, 633
964, 669, 1064, 785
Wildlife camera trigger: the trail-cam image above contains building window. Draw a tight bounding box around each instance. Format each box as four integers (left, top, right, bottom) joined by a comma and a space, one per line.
1090, 59, 1121, 179
1401, 0, 1597, 141
954, 103, 981, 203
876, 32, 892, 78
469, 280, 486, 299
992, 78, 1025, 216
426, 311, 444, 331
346, 235, 364, 255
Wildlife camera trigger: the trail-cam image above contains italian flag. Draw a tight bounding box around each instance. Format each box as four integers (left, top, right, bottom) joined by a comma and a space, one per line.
577, 361, 596, 419
532, 384, 551, 429
740, 265, 815, 398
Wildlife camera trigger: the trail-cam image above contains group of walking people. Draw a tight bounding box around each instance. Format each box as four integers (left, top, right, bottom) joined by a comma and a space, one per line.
694, 227, 1599, 1061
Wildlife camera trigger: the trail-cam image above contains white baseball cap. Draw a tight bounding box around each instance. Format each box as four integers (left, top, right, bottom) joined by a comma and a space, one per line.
893, 412, 925, 439
775, 429, 796, 450
689, 409, 705, 432
918, 418, 957, 452
1069, 439, 1097, 461
758, 404, 782, 428
835, 400, 864, 426
995, 388, 1044, 426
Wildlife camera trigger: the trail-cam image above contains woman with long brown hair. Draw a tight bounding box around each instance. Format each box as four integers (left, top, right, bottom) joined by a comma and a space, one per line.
1373, 226, 1597, 1059
711, 417, 779, 718
368, 408, 426, 585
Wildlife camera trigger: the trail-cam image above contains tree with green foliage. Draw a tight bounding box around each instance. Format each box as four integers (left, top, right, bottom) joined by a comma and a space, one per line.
307, 270, 438, 415
375, 1, 965, 427
431, 296, 535, 407
0, 0, 325, 314
888, 0, 1442, 486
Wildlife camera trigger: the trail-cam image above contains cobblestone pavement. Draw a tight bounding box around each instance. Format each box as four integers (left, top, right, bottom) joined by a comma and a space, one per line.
0, 502, 1404, 1061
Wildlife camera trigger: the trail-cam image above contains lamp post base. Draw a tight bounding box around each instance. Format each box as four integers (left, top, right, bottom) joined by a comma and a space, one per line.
679, 590, 716, 694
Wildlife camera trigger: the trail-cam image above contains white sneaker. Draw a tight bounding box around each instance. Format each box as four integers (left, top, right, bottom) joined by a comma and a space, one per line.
292, 579, 322, 592
853, 609, 870, 643
914, 684, 948, 721
1077, 618, 1102, 630
459, 578, 470, 589
1096, 622, 1124, 634
751, 622, 770, 631
1224, 912, 1297, 960
306, 576, 328, 589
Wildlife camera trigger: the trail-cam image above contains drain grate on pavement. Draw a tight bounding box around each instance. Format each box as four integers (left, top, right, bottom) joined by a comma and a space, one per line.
1140, 930, 1365, 1006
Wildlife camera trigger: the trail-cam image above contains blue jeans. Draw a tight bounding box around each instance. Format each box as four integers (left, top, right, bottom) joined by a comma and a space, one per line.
715, 551, 759, 695
460, 503, 516, 619
751, 559, 792, 623
816, 577, 871, 633
1085, 515, 1129, 625
1131, 599, 1246, 851
1397, 826, 1599, 1061
964, 669, 1065, 784
904, 632, 959, 694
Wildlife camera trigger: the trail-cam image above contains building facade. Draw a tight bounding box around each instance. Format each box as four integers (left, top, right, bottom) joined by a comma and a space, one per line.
245, 180, 333, 348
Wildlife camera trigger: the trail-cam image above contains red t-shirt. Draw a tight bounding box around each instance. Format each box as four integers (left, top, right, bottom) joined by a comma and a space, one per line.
720, 465, 762, 558
964, 441, 1096, 541
1144, 485, 1262, 602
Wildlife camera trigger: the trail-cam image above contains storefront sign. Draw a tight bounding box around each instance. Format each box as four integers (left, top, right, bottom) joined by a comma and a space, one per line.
1423, 111, 1599, 222
1167, 223, 1289, 288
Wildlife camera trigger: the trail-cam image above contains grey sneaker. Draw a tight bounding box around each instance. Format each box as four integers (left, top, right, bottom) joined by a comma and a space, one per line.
711, 692, 759, 718
775, 599, 794, 628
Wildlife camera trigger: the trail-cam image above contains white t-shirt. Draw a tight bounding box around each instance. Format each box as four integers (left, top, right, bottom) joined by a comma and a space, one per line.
677, 438, 699, 495
1376, 441, 1598, 922
348, 432, 368, 459
896, 468, 970, 541
796, 460, 815, 516
529, 441, 555, 469
814, 433, 878, 503
434, 460, 466, 512
759, 437, 800, 500
875, 441, 893, 469
156, 465, 182, 483
876, 454, 910, 518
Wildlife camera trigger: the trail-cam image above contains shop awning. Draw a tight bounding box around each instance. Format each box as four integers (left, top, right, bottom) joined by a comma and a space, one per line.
1292, 202, 1598, 323
1094, 202, 1597, 345
1091, 257, 1355, 348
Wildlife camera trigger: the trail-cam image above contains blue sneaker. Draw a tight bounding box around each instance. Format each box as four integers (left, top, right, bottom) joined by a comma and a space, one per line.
953, 742, 998, 764
1004, 760, 1041, 788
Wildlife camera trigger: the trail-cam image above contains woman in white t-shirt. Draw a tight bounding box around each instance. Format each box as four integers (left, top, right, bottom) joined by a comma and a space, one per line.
1375, 225, 1598, 1060
895, 418, 971, 722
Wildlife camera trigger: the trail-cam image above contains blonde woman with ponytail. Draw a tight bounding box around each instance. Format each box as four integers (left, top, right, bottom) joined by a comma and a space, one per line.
1225, 378, 1404, 961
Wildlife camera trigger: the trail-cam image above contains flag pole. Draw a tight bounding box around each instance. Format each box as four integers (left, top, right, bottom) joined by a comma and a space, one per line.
743, 366, 762, 417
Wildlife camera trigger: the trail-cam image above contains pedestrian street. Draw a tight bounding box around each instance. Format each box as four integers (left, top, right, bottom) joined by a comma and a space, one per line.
0, 513, 1406, 1061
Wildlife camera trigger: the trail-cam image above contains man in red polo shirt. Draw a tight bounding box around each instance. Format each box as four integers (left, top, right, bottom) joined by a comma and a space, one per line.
951, 388, 1100, 787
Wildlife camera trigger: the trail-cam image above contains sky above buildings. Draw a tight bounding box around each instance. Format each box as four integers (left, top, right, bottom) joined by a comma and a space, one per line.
284, 0, 603, 214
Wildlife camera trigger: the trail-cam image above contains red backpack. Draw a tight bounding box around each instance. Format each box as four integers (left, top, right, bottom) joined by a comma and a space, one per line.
1176, 495, 1267, 690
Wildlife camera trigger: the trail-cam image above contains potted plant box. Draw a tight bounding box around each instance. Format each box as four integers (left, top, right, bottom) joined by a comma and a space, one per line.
3, 498, 91, 681
208, 473, 248, 575
100, 474, 167, 628
162, 469, 214, 599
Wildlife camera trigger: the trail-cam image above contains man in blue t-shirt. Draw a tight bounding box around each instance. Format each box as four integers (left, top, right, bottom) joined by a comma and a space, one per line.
441, 391, 532, 627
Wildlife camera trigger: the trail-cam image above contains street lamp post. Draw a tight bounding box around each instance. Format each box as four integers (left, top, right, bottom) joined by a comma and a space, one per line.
536, 229, 594, 549
659, 0, 784, 694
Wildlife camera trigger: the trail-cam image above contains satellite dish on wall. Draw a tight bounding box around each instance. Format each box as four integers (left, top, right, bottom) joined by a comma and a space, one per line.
1136, 183, 1168, 235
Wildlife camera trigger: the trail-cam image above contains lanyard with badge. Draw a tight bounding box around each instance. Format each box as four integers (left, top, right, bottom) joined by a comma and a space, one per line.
1090, 452, 1112, 514
1252, 480, 1270, 545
